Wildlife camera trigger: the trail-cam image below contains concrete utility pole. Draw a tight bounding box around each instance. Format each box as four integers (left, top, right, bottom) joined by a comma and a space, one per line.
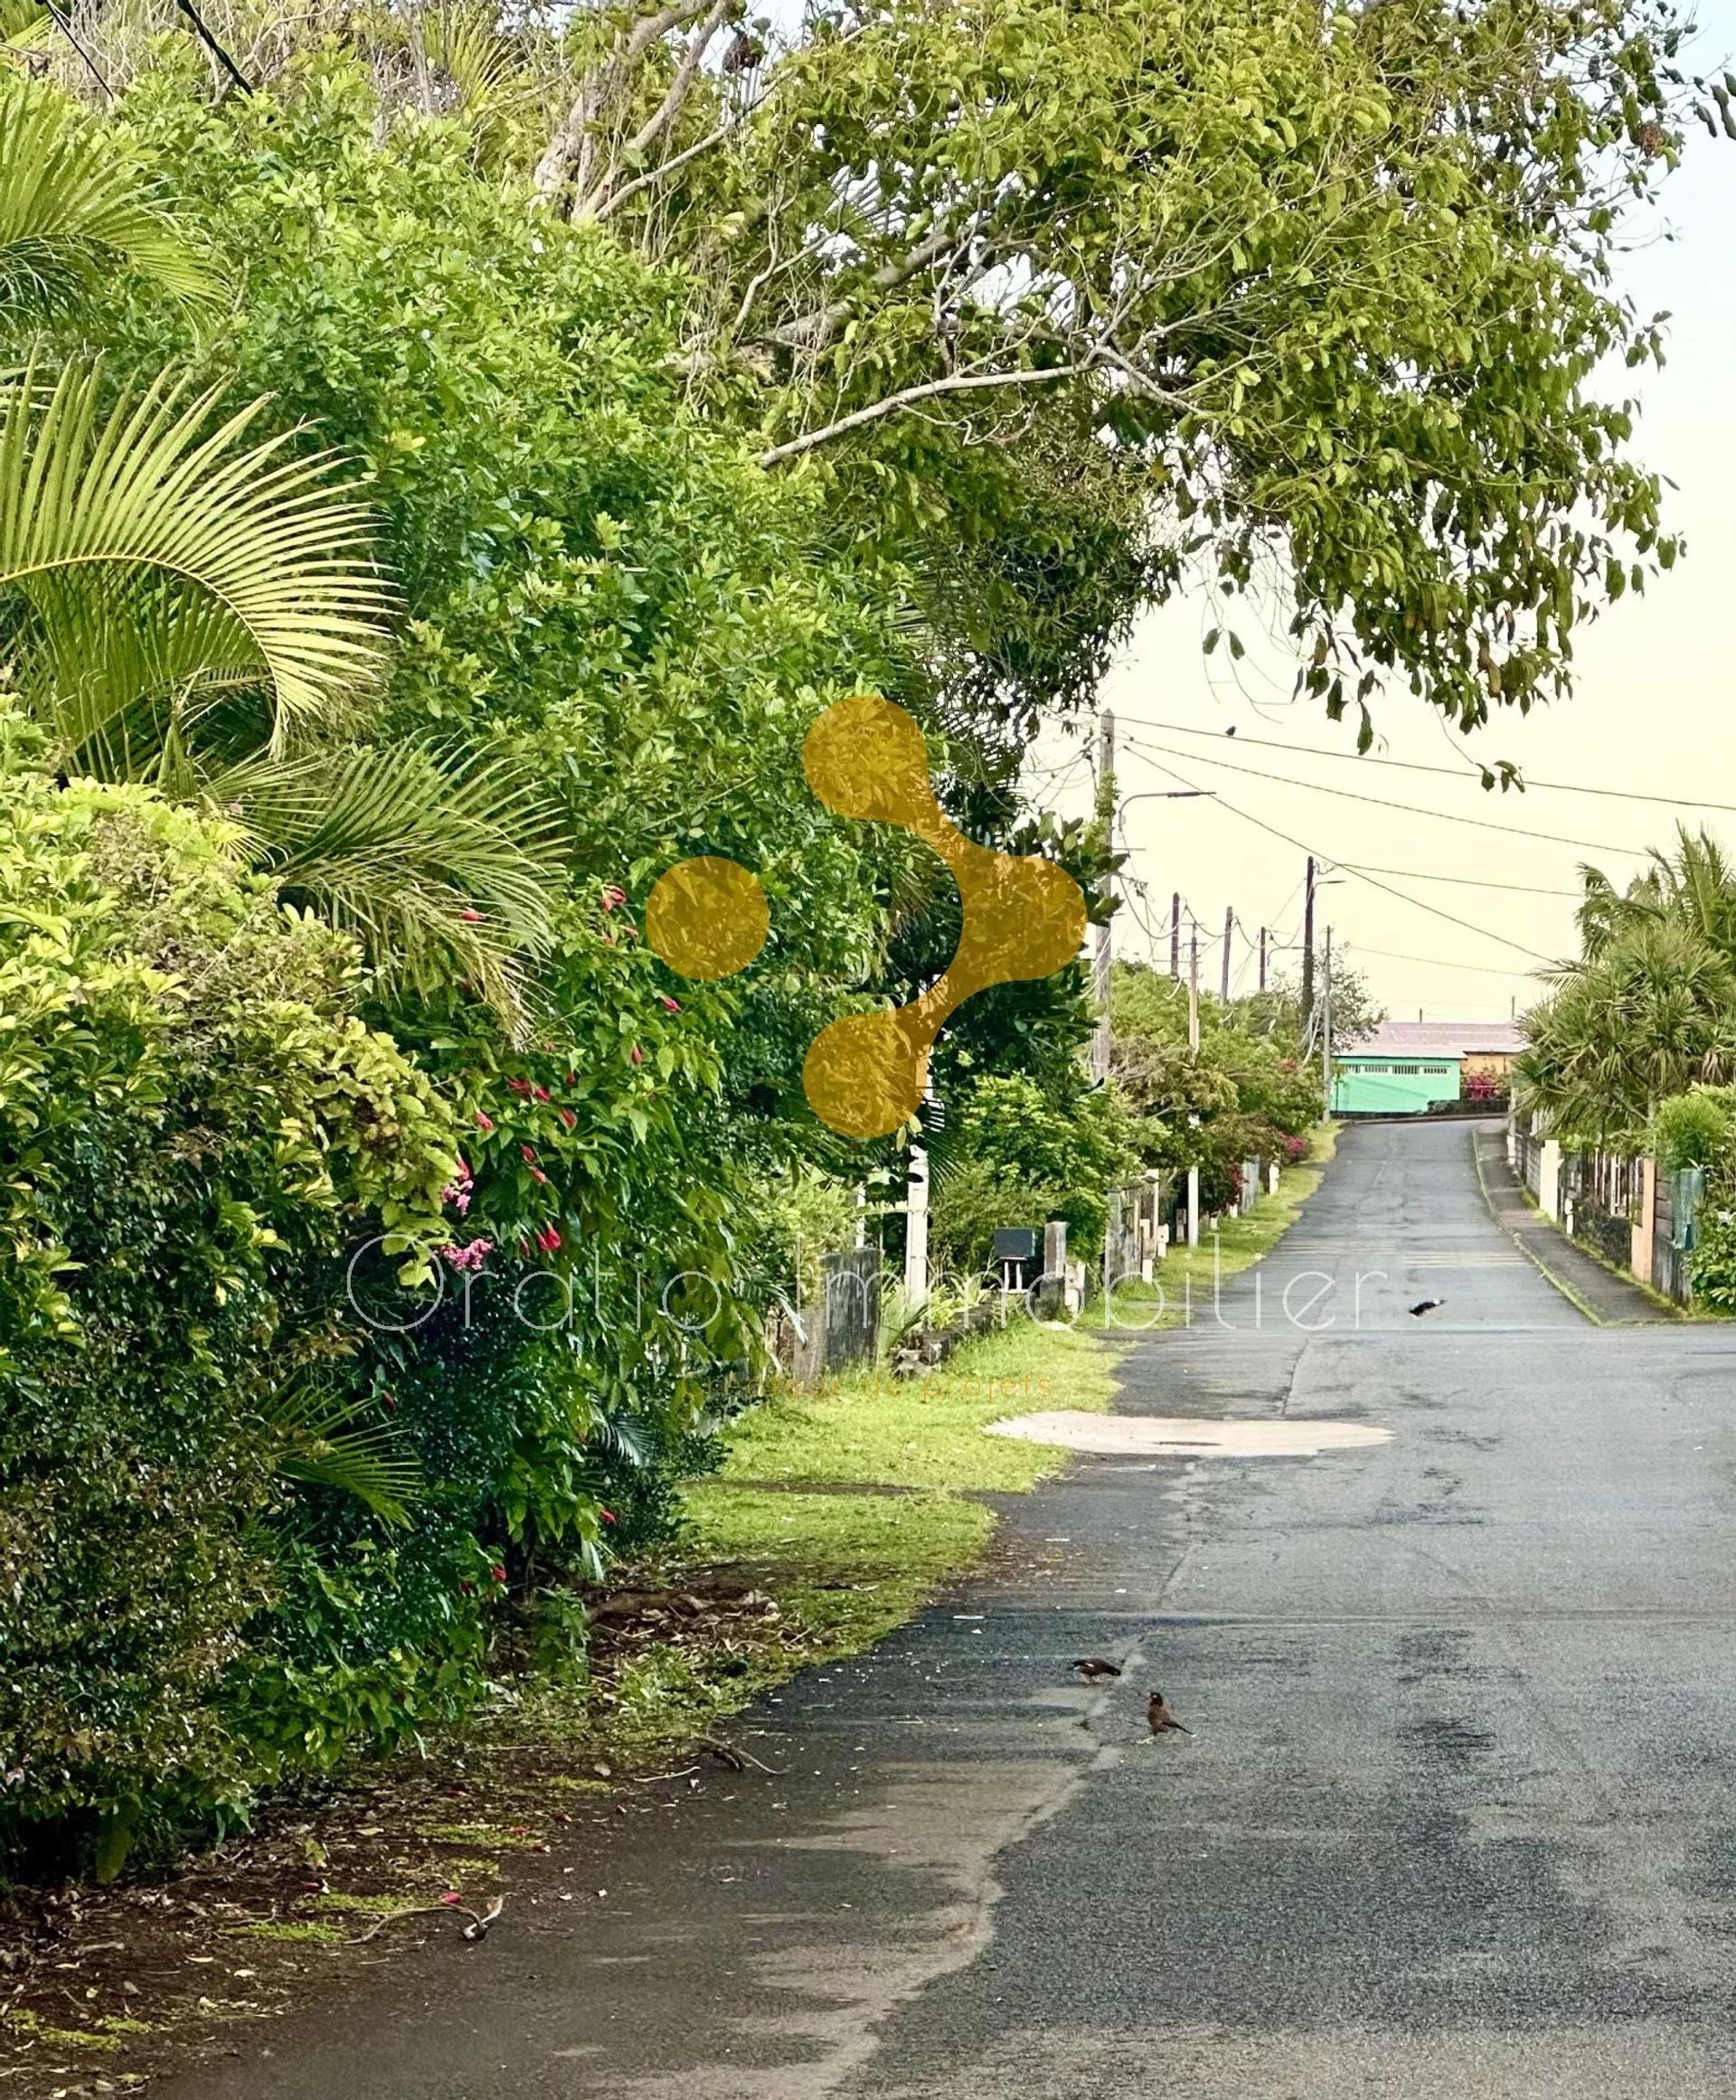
1321, 928, 1333, 1107
1221, 906, 1233, 1003
1091, 710, 1115, 1084
1169, 892, 1181, 979
1258, 925, 1268, 993
1300, 855, 1316, 1035
1187, 927, 1201, 1248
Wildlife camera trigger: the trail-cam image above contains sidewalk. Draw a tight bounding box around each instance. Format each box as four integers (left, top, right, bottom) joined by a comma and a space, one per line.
1470, 1124, 1679, 1324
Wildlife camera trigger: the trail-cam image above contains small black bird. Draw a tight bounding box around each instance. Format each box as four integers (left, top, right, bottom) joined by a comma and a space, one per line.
1146, 1690, 1190, 1737
1409, 1298, 1443, 1317
1072, 1657, 1122, 1681
1225, 724, 1237, 737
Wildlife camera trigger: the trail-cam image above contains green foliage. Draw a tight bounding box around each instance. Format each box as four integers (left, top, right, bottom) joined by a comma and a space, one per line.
0, 768, 457, 1857
1688, 1202, 1736, 1314
1652, 1089, 1732, 1172
1520, 831, 1736, 1149
671, 0, 1712, 734
1109, 961, 1322, 1208
931, 1074, 1140, 1271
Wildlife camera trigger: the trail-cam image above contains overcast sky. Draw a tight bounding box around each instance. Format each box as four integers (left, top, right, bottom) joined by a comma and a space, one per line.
1028, 0, 1736, 1023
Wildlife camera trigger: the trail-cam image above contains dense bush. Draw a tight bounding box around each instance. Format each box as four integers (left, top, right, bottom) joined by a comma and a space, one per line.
0, 770, 457, 1861
930, 1075, 1140, 1274
1653, 1088, 1732, 1171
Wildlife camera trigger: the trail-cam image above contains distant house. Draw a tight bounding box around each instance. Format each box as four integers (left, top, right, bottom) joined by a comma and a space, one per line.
1331, 1020, 1524, 1117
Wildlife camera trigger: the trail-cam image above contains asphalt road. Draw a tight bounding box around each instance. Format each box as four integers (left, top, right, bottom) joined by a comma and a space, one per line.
168, 1119, 1736, 2099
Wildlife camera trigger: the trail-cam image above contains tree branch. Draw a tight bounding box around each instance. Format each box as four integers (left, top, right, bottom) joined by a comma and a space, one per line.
533, 0, 715, 206
756, 359, 1101, 467
579, 0, 735, 220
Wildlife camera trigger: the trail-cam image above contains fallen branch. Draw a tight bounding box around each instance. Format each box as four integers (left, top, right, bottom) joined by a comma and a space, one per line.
694, 1733, 780, 1775
351, 1895, 505, 1945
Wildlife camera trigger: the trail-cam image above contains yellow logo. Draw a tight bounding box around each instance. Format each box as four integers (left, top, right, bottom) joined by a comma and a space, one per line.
645, 694, 1086, 1140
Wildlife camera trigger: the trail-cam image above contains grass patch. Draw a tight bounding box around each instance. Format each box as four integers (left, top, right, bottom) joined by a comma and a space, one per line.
714, 1318, 1118, 1494
1084, 1123, 1338, 1333
231, 1920, 347, 1945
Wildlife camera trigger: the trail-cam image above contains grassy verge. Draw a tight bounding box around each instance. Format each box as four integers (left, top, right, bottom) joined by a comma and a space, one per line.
1083, 1119, 1339, 1332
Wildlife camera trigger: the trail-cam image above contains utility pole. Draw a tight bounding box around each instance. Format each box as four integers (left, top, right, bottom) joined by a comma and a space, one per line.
1169, 891, 1181, 979
1300, 855, 1316, 1036
1091, 710, 1115, 1083
1320, 928, 1333, 1107
1187, 927, 1201, 1248
1258, 925, 1268, 993
1221, 906, 1233, 1003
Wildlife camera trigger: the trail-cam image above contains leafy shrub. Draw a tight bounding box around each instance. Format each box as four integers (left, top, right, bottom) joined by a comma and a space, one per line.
0, 772, 456, 1863
1653, 1088, 1732, 1171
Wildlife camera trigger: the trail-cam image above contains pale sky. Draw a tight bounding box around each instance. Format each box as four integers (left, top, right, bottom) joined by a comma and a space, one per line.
1033, 0, 1736, 1024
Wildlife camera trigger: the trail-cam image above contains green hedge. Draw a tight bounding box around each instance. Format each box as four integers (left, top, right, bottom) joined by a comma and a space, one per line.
0, 773, 457, 1864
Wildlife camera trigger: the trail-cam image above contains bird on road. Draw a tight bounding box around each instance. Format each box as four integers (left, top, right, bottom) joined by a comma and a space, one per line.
1072, 1657, 1122, 1681
1409, 1298, 1443, 1316
1146, 1690, 1190, 1737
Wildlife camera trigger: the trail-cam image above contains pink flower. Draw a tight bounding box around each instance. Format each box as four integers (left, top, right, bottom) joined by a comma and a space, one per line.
533, 1084, 552, 1103
520, 1144, 538, 1163
506, 1077, 533, 1097
660, 996, 680, 1012
599, 1508, 618, 1526
601, 884, 627, 912
529, 1166, 548, 1185
460, 908, 484, 924
629, 1045, 644, 1067
490, 1564, 508, 1584
534, 1223, 561, 1255
440, 1237, 494, 1273
559, 1107, 577, 1131
474, 1108, 495, 1133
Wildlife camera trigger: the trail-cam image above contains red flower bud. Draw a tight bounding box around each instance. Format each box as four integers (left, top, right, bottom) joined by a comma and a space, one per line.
559, 1107, 577, 1130
629, 1045, 644, 1066
661, 996, 680, 1012
533, 1084, 551, 1103
474, 1108, 495, 1131
460, 908, 484, 923
521, 1144, 539, 1163
490, 1564, 507, 1584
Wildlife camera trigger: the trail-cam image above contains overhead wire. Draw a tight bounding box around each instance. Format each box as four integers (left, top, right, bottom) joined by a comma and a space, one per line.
1114, 714, 1734, 818
1124, 736, 1648, 858
1127, 752, 1560, 965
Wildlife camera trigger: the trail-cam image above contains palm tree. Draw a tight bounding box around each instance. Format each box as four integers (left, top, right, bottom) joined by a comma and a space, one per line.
1519, 839, 1736, 1147
0, 80, 566, 1014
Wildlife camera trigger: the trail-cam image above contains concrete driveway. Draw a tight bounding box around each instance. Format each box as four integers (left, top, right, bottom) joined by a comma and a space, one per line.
166, 1119, 1736, 2099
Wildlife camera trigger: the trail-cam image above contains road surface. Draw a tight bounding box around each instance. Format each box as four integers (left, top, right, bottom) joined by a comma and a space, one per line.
168, 1119, 1736, 2099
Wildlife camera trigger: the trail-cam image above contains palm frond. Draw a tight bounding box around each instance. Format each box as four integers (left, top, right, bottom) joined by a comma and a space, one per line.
269, 1380, 421, 1527
15, 566, 268, 775
213, 739, 570, 1015
0, 361, 393, 744
0, 76, 219, 321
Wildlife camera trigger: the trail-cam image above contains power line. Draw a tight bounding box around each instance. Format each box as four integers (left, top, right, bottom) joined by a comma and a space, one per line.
1343, 863, 1582, 899
1113, 714, 1736, 819
1127, 753, 1559, 965
1343, 944, 1535, 978
1124, 737, 1647, 857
